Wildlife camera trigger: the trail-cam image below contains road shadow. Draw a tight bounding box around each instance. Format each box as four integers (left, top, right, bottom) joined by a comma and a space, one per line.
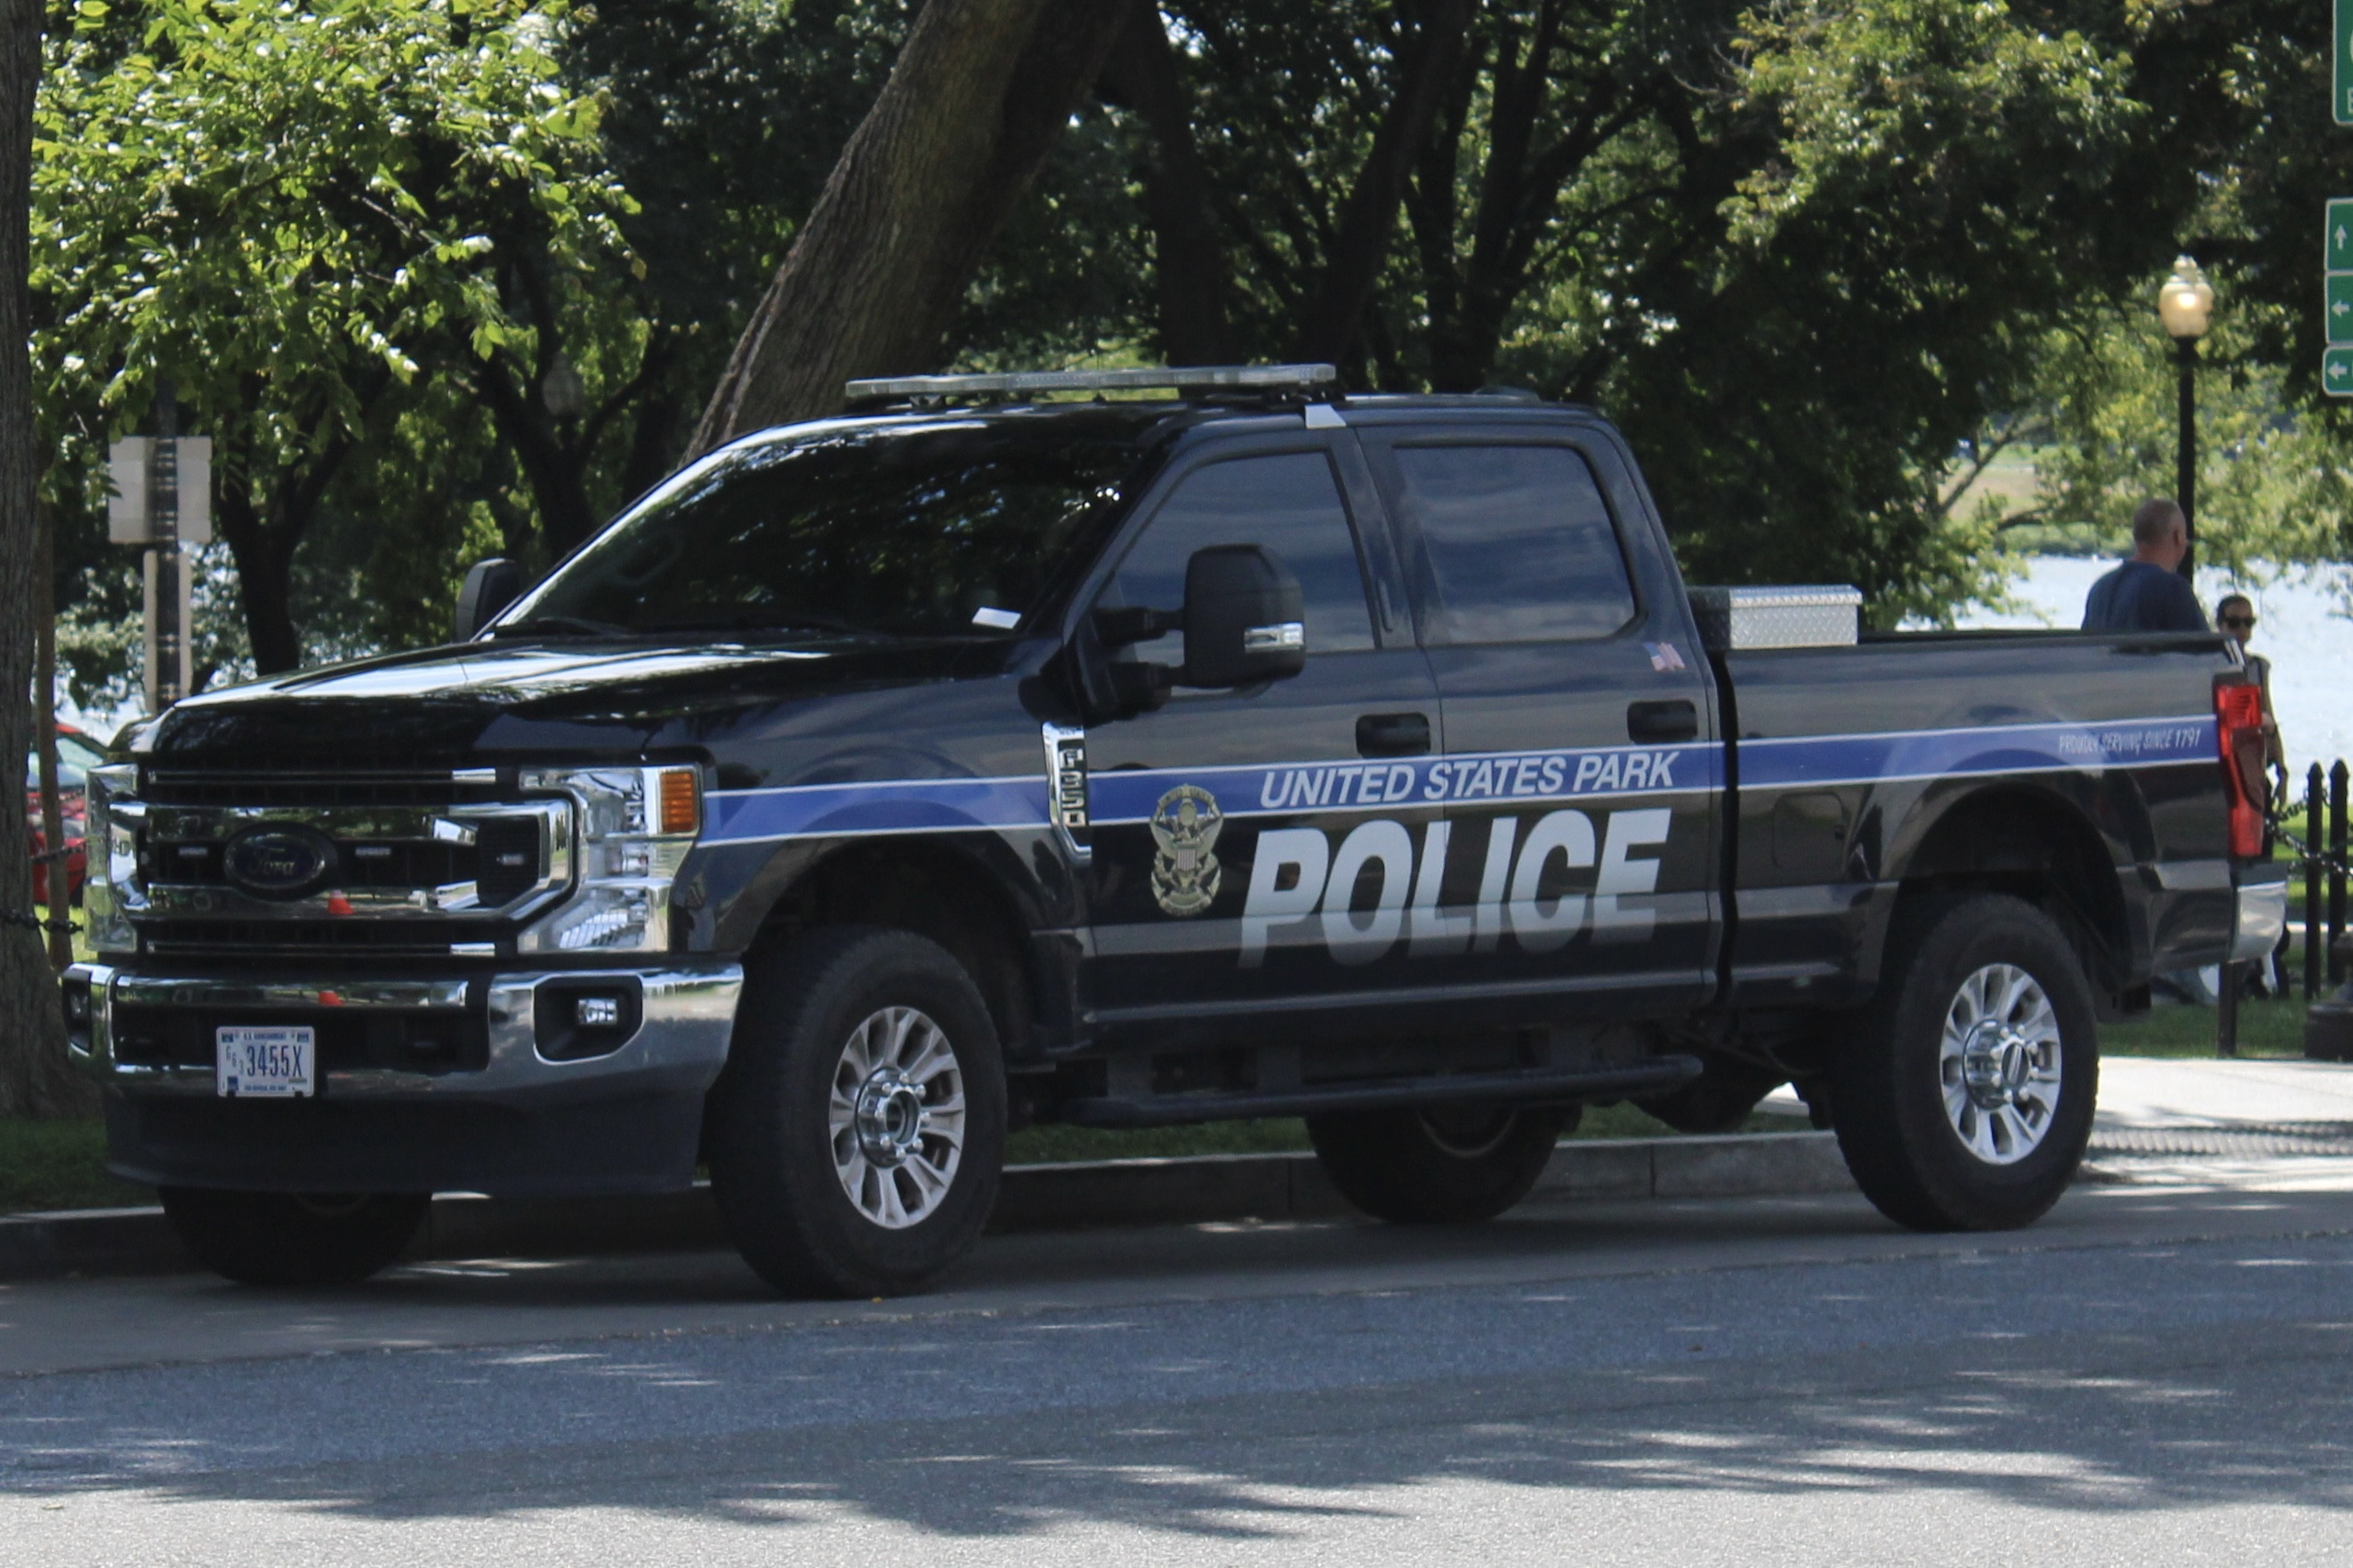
5, 1217, 2353, 1543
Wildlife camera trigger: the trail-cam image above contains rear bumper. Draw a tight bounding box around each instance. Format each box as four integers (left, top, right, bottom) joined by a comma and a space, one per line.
63, 961, 742, 1196
2233, 868, 2290, 964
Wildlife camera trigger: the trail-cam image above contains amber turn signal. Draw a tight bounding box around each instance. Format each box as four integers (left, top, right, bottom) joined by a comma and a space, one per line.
657, 768, 700, 835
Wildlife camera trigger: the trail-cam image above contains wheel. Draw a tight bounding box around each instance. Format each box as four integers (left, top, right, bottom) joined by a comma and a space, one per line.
1832, 893, 2098, 1232
706, 926, 1006, 1298
158, 1188, 427, 1285
1306, 1103, 1573, 1224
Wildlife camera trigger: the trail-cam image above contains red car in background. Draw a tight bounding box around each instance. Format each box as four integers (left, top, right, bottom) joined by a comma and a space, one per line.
26, 722, 104, 906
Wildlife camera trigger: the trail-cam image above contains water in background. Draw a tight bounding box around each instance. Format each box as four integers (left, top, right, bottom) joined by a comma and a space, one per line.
1956, 555, 2352, 776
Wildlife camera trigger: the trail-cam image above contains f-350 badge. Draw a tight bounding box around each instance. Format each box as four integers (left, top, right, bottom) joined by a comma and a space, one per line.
1149, 784, 1223, 916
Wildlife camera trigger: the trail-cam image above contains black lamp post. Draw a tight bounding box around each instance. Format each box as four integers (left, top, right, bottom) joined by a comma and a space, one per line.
2157, 254, 2215, 580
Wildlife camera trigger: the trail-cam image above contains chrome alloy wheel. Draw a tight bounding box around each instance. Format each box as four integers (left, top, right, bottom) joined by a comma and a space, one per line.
1938, 962, 2063, 1165
827, 1006, 966, 1229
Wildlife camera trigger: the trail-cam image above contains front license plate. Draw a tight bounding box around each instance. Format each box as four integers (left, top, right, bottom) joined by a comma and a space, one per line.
215, 1026, 316, 1098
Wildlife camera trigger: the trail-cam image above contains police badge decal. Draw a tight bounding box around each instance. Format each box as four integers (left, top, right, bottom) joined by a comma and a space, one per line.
1148, 784, 1223, 916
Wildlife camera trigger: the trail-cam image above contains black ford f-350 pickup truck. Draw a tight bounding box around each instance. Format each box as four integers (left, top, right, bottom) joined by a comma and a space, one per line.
64, 364, 2286, 1294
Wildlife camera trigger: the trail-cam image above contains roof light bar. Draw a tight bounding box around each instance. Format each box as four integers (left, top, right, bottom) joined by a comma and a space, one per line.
844, 363, 1338, 403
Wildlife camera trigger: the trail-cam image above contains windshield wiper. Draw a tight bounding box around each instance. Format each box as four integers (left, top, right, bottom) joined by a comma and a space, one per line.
488, 615, 640, 639
641, 612, 879, 639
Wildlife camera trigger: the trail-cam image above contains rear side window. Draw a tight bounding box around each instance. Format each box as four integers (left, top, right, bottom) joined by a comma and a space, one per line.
1108, 450, 1377, 660
1391, 445, 1636, 644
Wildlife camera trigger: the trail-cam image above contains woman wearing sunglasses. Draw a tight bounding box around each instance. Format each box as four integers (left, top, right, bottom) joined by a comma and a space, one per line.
2215, 593, 2285, 774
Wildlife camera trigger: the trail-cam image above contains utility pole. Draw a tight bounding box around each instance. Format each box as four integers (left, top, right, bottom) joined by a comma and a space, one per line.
109, 382, 208, 711
147, 381, 185, 709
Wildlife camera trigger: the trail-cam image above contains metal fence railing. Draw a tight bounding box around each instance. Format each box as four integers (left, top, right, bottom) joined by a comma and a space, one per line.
2273, 761, 2351, 1003
2209, 761, 2353, 1058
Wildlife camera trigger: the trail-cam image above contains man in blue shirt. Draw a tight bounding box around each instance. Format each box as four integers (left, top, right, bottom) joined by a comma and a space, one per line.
2082, 498, 2208, 632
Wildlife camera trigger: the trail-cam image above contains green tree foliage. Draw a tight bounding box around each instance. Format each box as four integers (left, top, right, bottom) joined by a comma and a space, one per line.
1979, 302, 2353, 578
36, 0, 642, 676
1626, 0, 2148, 622
35, 0, 2353, 688
1073, 0, 2166, 621
562, 0, 911, 460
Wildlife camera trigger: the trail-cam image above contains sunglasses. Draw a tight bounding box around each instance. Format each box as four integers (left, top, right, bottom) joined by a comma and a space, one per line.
2220, 615, 2256, 631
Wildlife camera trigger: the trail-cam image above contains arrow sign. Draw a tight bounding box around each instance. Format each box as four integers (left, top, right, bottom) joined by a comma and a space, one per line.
2326, 347, 2353, 397
2330, 276, 2353, 347
2333, 200, 2353, 271
2341, 0, 2353, 124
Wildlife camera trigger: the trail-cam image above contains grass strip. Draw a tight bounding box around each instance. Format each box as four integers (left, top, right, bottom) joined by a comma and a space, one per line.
0, 1000, 2317, 1215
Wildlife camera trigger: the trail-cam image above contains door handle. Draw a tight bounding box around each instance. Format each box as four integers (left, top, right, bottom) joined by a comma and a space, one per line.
1357, 712, 1432, 758
1627, 699, 1698, 744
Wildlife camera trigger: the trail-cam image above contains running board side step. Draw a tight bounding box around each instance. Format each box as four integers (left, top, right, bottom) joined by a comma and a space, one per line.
1060, 1057, 1703, 1130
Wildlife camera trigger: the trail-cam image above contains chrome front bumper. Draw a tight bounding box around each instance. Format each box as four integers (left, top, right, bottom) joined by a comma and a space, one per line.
64, 961, 743, 1100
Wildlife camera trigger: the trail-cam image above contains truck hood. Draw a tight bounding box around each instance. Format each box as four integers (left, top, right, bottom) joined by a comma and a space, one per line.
144, 635, 1030, 770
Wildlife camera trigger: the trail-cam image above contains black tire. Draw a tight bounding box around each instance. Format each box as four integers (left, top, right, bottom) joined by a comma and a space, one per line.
1306, 1103, 1573, 1224
705, 926, 1006, 1298
1833, 892, 2099, 1232
158, 1188, 427, 1285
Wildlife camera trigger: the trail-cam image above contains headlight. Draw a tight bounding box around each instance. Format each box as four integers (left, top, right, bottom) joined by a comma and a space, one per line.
84, 764, 143, 954
516, 766, 700, 954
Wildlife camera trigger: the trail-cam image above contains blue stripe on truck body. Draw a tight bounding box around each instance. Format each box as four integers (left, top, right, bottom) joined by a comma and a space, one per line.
698, 716, 2217, 847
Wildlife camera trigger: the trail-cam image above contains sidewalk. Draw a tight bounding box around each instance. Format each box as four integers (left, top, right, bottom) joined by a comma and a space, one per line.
2094, 1056, 2353, 1130
2087, 1056, 2353, 1159
1764, 1055, 2353, 1159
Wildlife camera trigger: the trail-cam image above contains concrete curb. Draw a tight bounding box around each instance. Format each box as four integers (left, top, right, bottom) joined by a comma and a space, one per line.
0, 1131, 1854, 1283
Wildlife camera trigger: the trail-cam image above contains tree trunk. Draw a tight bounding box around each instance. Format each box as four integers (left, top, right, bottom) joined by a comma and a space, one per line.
214, 380, 380, 675
1290, 0, 1475, 372
690, 0, 1127, 453
214, 439, 306, 677
473, 364, 599, 557
35, 503, 67, 970
0, 0, 90, 1117
1100, 0, 1234, 366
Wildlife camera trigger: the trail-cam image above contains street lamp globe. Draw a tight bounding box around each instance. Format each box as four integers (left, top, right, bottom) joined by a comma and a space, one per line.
541, 354, 589, 421
2157, 254, 2214, 342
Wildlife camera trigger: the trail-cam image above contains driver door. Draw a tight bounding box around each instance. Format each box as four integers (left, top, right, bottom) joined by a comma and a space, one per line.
1076, 435, 1444, 1044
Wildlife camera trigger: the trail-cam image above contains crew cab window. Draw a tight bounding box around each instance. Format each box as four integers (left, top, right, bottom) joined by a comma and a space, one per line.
1108, 451, 1377, 663
1392, 444, 1636, 644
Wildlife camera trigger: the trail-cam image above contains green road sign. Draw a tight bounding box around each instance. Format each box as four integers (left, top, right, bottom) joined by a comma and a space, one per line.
2341, 0, 2353, 123
2331, 200, 2353, 270
2326, 348, 2353, 398
2330, 275, 2353, 345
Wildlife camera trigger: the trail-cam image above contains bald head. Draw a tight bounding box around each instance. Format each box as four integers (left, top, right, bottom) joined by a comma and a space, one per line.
2132, 499, 2187, 570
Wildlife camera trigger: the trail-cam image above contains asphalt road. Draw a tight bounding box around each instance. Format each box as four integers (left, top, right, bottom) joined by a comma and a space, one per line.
4, 1165, 2352, 1565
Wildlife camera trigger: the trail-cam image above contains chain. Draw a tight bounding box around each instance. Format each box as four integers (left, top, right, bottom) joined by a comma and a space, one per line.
0, 908, 79, 936
2270, 805, 2353, 879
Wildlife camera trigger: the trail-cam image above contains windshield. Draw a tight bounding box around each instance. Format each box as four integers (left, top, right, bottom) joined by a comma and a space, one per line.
502, 422, 1140, 640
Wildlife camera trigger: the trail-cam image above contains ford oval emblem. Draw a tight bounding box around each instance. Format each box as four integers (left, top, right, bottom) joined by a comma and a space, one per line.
222, 826, 338, 900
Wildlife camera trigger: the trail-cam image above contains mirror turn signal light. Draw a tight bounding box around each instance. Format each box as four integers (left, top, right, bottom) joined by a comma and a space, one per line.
657, 768, 700, 835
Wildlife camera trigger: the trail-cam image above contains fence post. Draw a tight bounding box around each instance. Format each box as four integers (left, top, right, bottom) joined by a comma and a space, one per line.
2219, 961, 2239, 1057
2333, 761, 2349, 989
2309, 763, 2327, 1001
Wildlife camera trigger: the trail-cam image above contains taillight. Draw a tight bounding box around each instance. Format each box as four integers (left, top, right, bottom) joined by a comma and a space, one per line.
2215, 677, 2266, 857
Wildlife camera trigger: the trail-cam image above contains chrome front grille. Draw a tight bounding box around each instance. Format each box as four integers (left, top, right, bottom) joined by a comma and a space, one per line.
142, 769, 506, 809
110, 769, 575, 959
136, 919, 504, 961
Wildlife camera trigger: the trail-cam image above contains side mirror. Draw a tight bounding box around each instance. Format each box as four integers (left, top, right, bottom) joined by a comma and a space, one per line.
1181, 544, 1306, 688
453, 558, 524, 642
